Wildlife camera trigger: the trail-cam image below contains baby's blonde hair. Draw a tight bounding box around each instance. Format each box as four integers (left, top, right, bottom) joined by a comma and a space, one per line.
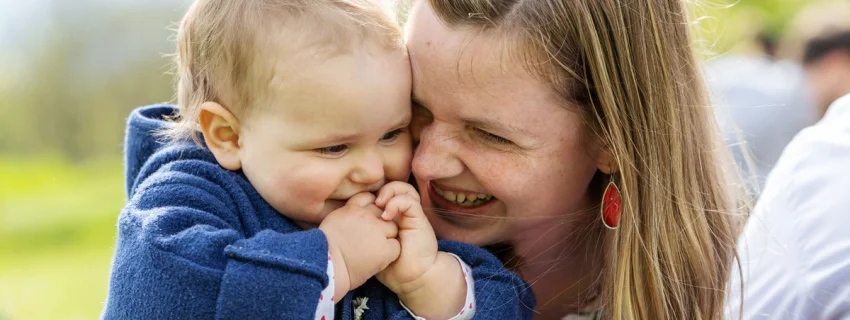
165, 0, 403, 142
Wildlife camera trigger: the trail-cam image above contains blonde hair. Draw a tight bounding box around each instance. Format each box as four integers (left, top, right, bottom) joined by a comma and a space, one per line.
416, 0, 745, 318
165, 0, 403, 142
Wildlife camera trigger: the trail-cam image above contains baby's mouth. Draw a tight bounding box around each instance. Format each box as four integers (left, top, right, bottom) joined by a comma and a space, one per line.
433, 185, 495, 207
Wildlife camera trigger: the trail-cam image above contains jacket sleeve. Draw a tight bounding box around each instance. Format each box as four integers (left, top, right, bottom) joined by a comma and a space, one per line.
382, 241, 536, 320
437, 240, 536, 320
102, 163, 329, 320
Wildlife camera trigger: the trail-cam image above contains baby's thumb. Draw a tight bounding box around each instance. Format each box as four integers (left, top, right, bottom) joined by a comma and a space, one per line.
347, 192, 377, 207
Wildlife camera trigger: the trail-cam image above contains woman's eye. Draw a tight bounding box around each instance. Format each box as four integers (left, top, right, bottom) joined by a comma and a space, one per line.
380, 129, 404, 142
474, 128, 512, 145
315, 144, 348, 155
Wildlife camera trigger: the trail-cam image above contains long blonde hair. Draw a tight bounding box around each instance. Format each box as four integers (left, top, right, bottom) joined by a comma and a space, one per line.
411, 0, 745, 318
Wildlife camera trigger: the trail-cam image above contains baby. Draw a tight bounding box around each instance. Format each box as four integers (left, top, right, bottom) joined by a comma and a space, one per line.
102, 0, 476, 319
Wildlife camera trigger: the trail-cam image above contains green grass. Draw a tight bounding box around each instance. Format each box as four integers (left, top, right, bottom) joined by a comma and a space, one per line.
0, 157, 124, 320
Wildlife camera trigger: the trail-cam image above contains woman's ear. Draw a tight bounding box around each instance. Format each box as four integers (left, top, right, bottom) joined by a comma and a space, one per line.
595, 147, 618, 174
199, 102, 242, 171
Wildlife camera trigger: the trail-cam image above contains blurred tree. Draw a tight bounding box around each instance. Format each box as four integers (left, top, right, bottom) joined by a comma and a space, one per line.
701, 0, 832, 55
0, 1, 186, 161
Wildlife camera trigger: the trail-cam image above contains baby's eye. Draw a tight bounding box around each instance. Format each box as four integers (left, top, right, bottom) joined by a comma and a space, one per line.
315, 144, 348, 156
380, 129, 404, 142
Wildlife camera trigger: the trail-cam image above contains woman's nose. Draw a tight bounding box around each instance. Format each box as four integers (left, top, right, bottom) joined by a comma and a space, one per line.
412, 122, 464, 181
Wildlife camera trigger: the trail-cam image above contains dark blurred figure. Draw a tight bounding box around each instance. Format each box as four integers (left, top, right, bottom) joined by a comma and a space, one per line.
757, 30, 779, 59
802, 29, 850, 116
784, 1, 850, 116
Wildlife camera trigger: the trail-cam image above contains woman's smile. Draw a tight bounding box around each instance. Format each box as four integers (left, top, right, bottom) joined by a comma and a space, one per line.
431, 183, 495, 207
423, 180, 506, 230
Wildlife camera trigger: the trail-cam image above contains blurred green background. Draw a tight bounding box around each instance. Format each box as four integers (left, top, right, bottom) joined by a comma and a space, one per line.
0, 0, 827, 319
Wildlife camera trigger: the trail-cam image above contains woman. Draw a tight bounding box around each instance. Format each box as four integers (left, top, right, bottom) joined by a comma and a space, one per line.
403, 0, 744, 318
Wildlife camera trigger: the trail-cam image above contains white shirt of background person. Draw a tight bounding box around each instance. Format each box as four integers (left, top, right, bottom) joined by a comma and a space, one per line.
706, 55, 819, 195
725, 94, 850, 319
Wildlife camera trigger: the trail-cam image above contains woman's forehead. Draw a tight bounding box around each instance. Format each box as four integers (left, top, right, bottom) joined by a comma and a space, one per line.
406, 2, 560, 107
408, 32, 562, 120
405, 1, 577, 135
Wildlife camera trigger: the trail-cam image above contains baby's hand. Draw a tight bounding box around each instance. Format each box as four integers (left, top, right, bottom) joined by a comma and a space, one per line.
319, 192, 401, 302
374, 182, 437, 290
375, 182, 466, 318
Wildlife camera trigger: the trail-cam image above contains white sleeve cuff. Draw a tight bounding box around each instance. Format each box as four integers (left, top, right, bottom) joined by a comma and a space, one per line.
315, 252, 336, 320
400, 253, 476, 320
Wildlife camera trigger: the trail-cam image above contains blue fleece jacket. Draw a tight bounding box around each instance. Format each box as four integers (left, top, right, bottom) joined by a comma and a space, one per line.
102, 105, 536, 319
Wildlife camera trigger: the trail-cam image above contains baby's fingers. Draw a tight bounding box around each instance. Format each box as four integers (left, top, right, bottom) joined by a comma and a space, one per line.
375, 181, 420, 208
382, 194, 429, 230
347, 192, 377, 207
381, 194, 416, 221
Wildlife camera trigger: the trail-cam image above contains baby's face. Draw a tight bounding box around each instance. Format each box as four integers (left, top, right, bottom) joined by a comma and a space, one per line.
238, 48, 413, 228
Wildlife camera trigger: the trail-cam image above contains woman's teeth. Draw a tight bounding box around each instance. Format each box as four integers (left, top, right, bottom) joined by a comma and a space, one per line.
434, 186, 494, 207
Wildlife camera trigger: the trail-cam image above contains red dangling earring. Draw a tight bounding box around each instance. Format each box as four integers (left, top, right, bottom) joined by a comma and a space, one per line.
601, 175, 621, 230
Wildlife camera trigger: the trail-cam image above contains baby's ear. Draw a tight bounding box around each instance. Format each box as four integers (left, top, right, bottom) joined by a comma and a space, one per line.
199, 102, 242, 171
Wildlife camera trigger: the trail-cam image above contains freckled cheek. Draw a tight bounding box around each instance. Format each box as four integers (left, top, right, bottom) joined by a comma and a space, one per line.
473, 157, 549, 217
488, 176, 534, 216
512, 160, 593, 218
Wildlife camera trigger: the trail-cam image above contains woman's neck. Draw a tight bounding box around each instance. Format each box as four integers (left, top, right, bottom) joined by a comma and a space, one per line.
510, 218, 603, 320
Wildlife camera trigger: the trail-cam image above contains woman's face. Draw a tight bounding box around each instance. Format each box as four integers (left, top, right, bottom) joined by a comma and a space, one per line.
406, 1, 609, 247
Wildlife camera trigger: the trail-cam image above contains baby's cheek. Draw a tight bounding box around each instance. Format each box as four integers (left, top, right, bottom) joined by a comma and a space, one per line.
385, 142, 413, 181
283, 171, 333, 202
265, 170, 330, 216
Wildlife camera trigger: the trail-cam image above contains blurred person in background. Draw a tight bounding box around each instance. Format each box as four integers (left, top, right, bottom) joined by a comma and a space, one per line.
783, 0, 850, 117
705, 47, 817, 194
725, 2, 850, 318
